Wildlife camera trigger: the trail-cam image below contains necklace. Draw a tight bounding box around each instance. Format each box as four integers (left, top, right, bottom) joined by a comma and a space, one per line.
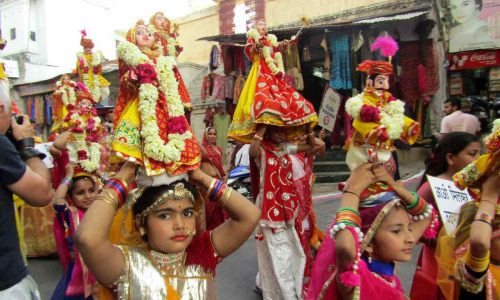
140, 47, 160, 59
149, 249, 186, 275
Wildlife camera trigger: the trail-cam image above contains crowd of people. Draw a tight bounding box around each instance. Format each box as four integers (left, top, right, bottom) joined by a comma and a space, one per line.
0, 13, 498, 300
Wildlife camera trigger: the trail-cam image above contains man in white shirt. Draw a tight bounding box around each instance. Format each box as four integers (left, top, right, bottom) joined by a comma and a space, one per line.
440, 98, 481, 137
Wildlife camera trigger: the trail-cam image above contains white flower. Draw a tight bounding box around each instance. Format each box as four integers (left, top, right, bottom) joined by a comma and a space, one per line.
119, 41, 191, 165
345, 95, 364, 118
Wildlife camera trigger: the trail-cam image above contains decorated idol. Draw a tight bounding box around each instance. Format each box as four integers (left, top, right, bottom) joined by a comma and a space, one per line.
148, 12, 191, 112
344, 36, 420, 171
51, 74, 77, 133
228, 19, 317, 143
112, 20, 200, 182
76, 30, 110, 102
64, 83, 104, 173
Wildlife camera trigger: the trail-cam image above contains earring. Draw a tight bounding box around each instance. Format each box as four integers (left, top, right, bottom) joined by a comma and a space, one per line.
368, 255, 373, 264
139, 227, 146, 237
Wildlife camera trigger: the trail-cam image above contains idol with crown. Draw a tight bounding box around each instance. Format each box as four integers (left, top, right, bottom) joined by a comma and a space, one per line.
228, 19, 318, 143
112, 20, 200, 183
344, 36, 420, 172
51, 74, 78, 133
76, 30, 110, 103
63, 83, 105, 174
148, 12, 191, 112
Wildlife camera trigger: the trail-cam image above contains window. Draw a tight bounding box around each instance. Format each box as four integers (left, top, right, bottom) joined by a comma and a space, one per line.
30, 31, 36, 41
10, 28, 16, 40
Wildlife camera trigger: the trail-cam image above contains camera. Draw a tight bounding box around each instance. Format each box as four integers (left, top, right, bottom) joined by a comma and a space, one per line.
5, 114, 25, 144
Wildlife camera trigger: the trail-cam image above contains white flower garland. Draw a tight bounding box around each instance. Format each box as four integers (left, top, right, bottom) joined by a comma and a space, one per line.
55, 81, 77, 106
345, 94, 405, 140
77, 51, 103, 101
68, 133, 101, 173
345, 94, 364, 118
117, 41, 191, 164
247, 29, 284, 75
380, 100, 405, 139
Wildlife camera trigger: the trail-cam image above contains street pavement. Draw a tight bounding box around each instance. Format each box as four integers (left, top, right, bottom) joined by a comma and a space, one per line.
29, 161, 424, 299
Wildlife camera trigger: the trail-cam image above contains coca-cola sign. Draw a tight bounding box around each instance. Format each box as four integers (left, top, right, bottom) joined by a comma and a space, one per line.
447, 50, 500, 70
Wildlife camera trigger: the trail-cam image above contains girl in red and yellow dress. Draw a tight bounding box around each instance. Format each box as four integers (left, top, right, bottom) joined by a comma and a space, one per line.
228, 20, 317, 143
112, 20, 200, 178
148, 12, 191, 114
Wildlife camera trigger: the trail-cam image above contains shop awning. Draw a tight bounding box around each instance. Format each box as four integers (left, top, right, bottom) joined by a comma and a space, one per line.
198, 0, 432, 44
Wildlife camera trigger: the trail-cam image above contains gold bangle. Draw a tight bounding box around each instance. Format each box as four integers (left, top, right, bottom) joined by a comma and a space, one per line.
253, 134, 263, 141
464, 250, 490, 273
207, 178, 217, 196
219, 187, 233, 207
95, 192, 119, 211
481, 199, 498, 207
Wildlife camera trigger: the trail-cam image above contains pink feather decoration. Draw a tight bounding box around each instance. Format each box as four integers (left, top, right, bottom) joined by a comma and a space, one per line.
370, 36, 399, 58
80, 29, 87, 37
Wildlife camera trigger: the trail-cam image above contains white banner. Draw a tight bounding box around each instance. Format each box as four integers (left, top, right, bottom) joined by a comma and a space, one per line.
318, 85, 341, 132
427, 175, 472, 234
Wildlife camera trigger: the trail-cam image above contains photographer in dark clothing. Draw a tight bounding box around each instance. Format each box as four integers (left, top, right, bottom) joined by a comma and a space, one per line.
0, 84, 53, 299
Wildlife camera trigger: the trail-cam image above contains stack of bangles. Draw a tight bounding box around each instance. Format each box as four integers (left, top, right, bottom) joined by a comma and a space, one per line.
330, 207, 364, 274
464, 249, 490, 273
406, 192, 433, 220
96, 178, 128, 212
61, 177, 73, 187
207, 179, 233, 207
330, 207, 364, 241
253, 134, 263, 141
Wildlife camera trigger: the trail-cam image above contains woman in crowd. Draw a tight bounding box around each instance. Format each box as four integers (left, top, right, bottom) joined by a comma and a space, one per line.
200, 126, 227, 230
411, 132, 481, 300
308, 163, 437, 299
75, 162, 260, 299
51, 164, 97, 300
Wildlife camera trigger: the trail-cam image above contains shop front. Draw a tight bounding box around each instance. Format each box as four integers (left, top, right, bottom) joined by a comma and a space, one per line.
447, 49, 500, 131
198, 0, 443, 147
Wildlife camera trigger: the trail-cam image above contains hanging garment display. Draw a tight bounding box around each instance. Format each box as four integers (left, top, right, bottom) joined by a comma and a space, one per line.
329, 34, 352, 90
211, 74, 227, 101
233, 75, 245, 104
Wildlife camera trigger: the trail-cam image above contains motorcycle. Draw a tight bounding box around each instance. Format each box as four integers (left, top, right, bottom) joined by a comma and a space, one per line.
227, 165, 253, 201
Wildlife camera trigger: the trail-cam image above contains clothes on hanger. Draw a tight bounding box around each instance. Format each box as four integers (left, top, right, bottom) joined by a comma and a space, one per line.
211, 74, 227, 101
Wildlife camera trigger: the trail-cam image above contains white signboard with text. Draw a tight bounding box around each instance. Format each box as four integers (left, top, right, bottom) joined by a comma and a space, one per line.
427, 175, 472, 234
318, 85, 341, 132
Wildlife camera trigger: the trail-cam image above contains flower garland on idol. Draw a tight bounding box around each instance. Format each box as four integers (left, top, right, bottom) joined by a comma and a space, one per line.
55, 80, 76, 106
64, 102, 102, 173
77, 51, 102, 101
117, 41, 191, 163
345, 96, 405, 140
247, 28, 284, 75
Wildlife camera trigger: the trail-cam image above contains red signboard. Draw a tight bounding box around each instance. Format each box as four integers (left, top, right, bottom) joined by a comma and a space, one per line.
447, 50, 500, 70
